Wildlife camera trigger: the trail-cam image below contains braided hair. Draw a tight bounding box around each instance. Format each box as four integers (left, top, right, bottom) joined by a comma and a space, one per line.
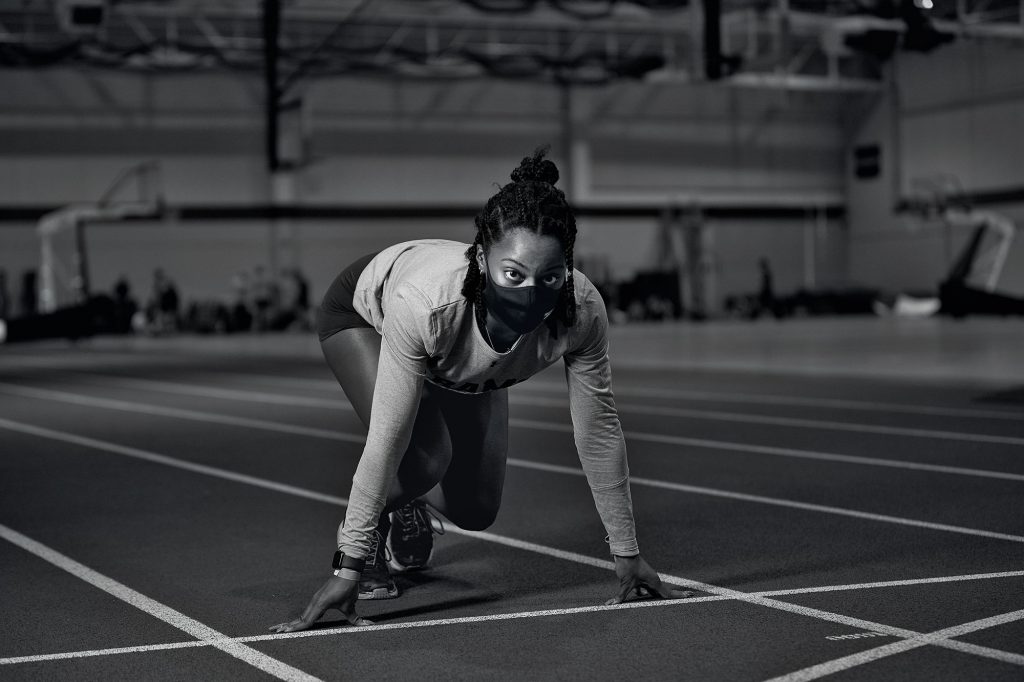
462, 146, 579, 334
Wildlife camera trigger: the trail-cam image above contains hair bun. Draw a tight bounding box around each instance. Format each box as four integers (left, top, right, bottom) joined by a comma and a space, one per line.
511, 146, 559, 186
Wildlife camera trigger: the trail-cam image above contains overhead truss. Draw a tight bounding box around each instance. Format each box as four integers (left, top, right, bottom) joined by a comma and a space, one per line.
0, 1, 1021, 92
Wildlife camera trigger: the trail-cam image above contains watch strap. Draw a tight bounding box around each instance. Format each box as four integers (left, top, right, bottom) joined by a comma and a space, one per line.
332, 550, 366, 572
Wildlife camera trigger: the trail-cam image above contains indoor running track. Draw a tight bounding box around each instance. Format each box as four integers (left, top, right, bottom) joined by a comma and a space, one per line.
1, 342, 1023, 681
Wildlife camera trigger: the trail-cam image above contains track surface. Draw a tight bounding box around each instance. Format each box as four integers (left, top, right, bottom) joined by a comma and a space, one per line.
1, 336, 1023, 681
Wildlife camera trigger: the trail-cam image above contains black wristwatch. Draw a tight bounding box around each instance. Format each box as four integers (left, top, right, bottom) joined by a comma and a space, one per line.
332, 551, 366, 572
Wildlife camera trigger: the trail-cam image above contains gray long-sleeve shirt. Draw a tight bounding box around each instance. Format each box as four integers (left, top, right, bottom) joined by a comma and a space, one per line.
337, 239, 638, 559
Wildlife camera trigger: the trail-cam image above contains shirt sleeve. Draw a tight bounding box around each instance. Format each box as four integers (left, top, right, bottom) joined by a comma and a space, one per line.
563, 287, 639, 557
337, 283, 432, 559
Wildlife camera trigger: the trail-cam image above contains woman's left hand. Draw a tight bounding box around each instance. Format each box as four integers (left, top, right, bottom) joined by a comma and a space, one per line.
605, 555, 694, 605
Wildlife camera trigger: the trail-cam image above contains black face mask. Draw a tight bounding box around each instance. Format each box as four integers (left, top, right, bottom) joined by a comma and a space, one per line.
482, 260, 561, 334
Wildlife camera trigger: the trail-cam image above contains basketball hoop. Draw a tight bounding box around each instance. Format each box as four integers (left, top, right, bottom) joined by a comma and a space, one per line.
898, 173, 1016, 293
899, 173, 966, 233
37, 161, 164, 313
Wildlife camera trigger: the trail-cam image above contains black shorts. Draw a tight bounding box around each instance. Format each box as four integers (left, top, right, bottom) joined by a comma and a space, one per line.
316, 251, 379, 342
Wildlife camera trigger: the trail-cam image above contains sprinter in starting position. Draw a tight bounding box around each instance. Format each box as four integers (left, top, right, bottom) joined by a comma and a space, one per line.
271, 147, 690, 632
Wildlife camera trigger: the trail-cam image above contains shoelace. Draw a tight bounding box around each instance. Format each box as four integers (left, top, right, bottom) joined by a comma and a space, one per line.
398, 503, 446, 541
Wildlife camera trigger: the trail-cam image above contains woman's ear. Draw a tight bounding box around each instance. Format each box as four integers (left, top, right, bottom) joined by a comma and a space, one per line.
475, 245, 486, 274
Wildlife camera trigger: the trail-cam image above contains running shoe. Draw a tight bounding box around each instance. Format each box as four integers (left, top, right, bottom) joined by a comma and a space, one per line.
358, 515, 399, 600
388, 499, 445, 572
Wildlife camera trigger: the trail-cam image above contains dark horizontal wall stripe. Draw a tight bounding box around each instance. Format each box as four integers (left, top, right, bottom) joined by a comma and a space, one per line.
968, 186, 1024, 207
896, 185, 1024, 211
0, 127, 554, 157
0, 203, 845, 223
0, 128, 266, 156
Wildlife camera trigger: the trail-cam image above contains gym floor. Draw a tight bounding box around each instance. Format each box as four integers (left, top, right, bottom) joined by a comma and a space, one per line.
1, 317, 1022, 681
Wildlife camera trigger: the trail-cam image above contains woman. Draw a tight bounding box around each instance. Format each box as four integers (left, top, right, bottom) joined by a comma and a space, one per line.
270, 148, 689, 633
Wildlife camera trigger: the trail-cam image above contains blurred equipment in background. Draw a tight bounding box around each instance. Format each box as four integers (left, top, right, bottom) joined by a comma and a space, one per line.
937, 210, 1022, 317
38, 160, 163, 314
2, 162, 164, 344
894, 176, 1023, 318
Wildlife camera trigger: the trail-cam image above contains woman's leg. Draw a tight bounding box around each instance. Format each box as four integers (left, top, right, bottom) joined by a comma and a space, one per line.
424, 387, 508, 531
321, 328, 451, 508
321, 327, 508, 528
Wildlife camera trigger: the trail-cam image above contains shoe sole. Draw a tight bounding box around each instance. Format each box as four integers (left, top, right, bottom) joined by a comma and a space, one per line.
358, 585, 399, 600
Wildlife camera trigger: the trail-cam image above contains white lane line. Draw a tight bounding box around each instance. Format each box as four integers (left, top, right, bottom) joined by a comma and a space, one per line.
516, 380, 1024, 422
510, 458, 1024, 545
18, 378, 1024, 484
6, 569, 1024, 667
1, 417, 1021, 670
0, 383, 364, 444
0, 595, 727, 666
0, 418, 347, 506
458, 532, 1024, 668
753, 570, 1024, 596
74, 375, 345, 410
0, 525, 319, 682
767, 608, 1024, 681
172, 371, 1024, 423
69, 371, 1024, 443
7, 350, 1023, 417
514, 395, 1024, 447
0, 641, 210, 666
3, 384, 1023, 544
516, 419, 1024, 483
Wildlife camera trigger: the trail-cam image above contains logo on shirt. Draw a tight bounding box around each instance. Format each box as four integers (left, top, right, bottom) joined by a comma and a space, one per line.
427, 375, 524, 394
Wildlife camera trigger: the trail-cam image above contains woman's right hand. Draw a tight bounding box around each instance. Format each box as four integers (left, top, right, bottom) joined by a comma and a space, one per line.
268, 576, 372, 633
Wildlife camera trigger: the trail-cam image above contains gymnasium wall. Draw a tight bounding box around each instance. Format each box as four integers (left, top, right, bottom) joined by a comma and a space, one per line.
0, 68, 848, 311
847, 40, 1024, 296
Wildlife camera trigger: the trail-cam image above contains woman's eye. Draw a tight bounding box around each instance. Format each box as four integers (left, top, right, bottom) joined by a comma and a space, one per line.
543, 274, 561, 286
503, 270, 523, 282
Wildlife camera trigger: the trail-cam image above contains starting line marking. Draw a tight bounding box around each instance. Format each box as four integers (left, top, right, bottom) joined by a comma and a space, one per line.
0, 594, 728, 666
0, 525, 319, 682
0, 417, 1022, 672
771, 608, 1024, 681
63, 375, 1024, 484
2, 383, 1023, 546
3, 572, 1023, 668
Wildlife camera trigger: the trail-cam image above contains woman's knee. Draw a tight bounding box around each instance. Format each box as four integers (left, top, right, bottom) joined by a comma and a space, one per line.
445, 492, 502, 531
